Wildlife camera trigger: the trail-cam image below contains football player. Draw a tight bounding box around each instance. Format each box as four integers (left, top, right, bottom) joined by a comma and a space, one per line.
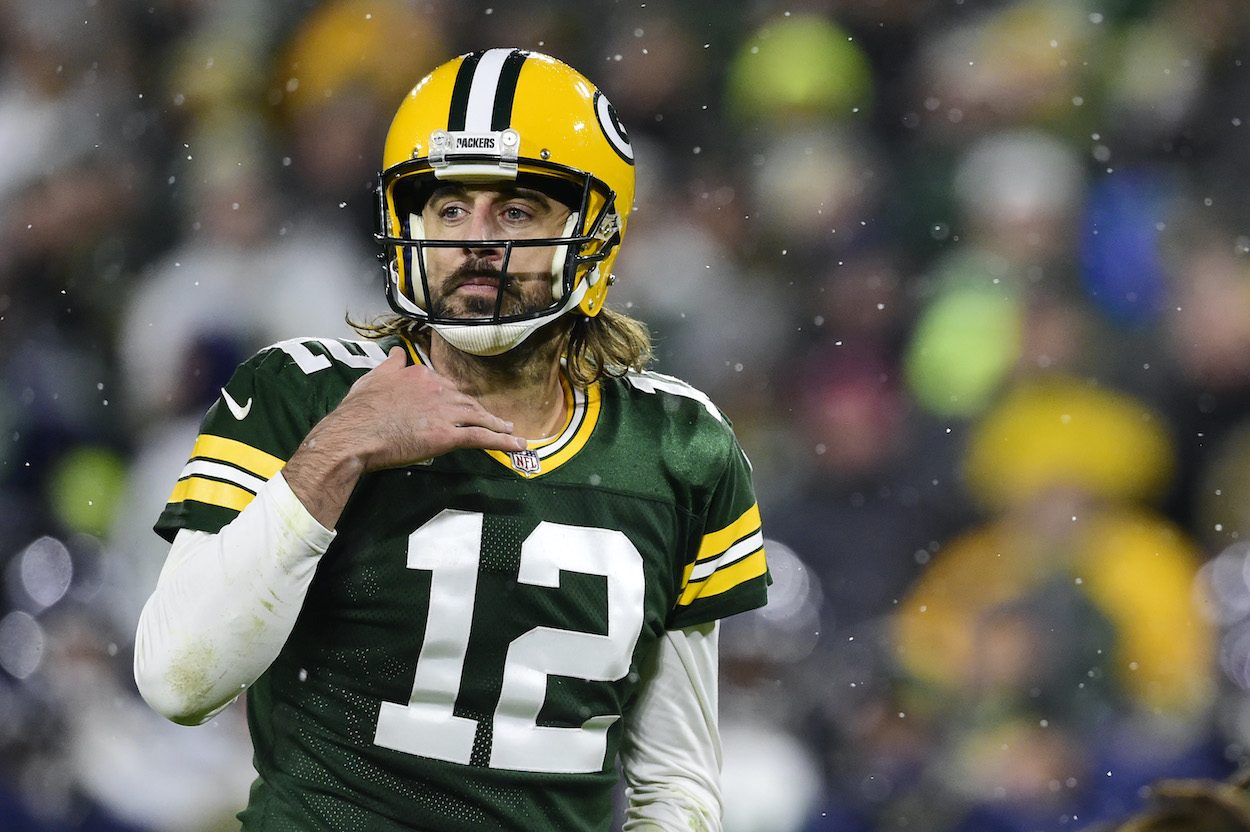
134, 48, 769, 831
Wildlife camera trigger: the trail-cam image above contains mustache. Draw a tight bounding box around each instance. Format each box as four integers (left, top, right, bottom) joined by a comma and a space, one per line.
446, 259, 515, 294
428, 257, 536, 319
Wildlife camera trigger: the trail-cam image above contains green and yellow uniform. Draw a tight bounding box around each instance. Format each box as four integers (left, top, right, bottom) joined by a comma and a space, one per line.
155, 334, 769, 831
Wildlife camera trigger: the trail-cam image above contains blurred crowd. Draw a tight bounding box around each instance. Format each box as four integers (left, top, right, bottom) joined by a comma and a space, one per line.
2, 0, 1250, 830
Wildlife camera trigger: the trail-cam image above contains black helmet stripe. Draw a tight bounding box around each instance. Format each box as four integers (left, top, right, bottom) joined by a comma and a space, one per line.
447, 48, 528, 133
490, 50, 527, 131
446, 51, 482, 131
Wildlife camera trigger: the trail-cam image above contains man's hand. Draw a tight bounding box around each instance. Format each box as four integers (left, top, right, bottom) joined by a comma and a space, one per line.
336, 346, 526, 470
282, 347, 527, 528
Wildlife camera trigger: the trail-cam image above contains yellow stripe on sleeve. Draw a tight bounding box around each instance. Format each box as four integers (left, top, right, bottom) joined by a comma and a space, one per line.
678, 547, 768, 606
695, 503, 762, 563
190, 434, 286, 478
167, 476, 259, 513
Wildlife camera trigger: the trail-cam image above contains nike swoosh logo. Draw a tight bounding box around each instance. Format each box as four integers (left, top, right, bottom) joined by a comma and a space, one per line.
221, 388, 253, 420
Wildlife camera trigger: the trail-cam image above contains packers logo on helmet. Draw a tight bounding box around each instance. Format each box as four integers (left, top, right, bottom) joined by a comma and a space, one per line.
375, 48, 636, 356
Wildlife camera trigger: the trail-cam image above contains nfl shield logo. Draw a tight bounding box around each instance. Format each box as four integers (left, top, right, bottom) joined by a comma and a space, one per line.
509, 449, 541, 474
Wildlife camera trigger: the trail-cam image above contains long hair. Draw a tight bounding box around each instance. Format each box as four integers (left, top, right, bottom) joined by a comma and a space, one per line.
350, 306, 653, 387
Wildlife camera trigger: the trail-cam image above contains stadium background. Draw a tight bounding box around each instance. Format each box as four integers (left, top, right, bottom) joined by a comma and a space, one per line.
2, 0, 1250, 829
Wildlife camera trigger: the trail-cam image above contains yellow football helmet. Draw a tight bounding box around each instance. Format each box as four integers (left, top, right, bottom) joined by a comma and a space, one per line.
375, 48, 636, 355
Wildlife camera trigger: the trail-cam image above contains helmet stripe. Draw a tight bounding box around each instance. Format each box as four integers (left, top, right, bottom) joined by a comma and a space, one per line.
491, 49, 527, 131
463, 49, 511, 130
446, 51, 482, 131
450, 48, 528, 133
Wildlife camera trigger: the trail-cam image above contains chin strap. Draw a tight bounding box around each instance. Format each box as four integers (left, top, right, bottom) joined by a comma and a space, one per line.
429, 272, 591, 356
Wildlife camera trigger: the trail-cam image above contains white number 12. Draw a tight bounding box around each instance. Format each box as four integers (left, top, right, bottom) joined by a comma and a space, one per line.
373, 509, 646, 774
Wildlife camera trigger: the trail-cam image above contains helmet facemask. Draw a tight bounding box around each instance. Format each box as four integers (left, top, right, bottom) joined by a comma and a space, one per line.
376, 164, 622, 356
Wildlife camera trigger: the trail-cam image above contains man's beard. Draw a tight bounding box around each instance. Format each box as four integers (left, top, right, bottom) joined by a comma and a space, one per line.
428, 258, 555, 320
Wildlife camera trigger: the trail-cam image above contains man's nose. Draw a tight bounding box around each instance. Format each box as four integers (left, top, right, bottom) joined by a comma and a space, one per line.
464, 210, 504, 254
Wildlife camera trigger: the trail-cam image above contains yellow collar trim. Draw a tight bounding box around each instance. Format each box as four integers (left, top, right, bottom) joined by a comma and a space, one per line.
484, 377, 600, 478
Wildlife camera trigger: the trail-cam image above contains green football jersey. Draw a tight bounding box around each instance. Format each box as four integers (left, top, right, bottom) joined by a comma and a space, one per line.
155, 334, 769, 832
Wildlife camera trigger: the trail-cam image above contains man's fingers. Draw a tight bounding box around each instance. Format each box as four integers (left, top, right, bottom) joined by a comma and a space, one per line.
454, 405, 522, 449
381, 346, 407, 370
458, 427, 528, 453
347, 346, 529, 457
348, 347, 407, 394
459, 403, 514, 436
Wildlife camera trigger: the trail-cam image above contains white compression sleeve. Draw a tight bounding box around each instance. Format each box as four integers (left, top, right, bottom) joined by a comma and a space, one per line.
620, 621, 723, 832
132, 471, 334, 725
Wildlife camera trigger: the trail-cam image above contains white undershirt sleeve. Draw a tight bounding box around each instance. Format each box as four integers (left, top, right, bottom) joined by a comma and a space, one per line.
132, 471, 334, 725
619, 621, 723, 832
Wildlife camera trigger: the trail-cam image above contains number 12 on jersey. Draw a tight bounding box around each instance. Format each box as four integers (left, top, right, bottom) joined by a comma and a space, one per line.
373, 509, 646, 774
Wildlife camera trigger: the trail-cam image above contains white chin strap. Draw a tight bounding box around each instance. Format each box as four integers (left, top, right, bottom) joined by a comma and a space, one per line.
430, 276, 588, 355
